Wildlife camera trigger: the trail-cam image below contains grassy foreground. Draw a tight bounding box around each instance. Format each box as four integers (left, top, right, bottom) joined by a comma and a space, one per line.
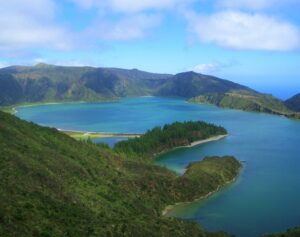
0, 112, 241, 237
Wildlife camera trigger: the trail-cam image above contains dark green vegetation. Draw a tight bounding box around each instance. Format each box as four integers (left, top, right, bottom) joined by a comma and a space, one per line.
0, 63, 297, 117
189, 90, 300, 119
173, 156, 240, 202
0, 111, 240, 237
263, 227, 300, 237
285, 93, 300, 112
115, 121, 227, 158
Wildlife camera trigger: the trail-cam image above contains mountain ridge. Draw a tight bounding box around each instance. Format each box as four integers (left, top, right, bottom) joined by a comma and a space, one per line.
285, 93, 300, 112
0, 63, 299, 118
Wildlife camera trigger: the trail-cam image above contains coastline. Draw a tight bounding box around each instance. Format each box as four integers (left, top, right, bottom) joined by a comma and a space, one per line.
59, 129, 142, 139
162, 165, 242, 216
0, 98, 120, 115
187, 134, 228, 148
2, 98, 299, 120
154, 134, 228, 158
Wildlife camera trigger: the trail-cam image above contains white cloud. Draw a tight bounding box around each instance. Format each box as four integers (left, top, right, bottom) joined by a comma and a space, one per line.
0, 0, 72, 52
108, 0, 188, 13
216, 0, 297, 10
70, 0, 191, 13
68, 0, 191, 42
191, 61, 237, 74
86, 14, 162, 40
186, 10, 300, 51
192, 63, 222, 74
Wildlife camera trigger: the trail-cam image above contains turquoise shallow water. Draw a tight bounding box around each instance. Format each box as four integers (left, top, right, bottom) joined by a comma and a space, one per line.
16, 97, 300, 237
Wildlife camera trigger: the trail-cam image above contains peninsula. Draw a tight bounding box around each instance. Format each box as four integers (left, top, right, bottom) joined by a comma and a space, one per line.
114, 120, 228, 158
0, 112, 241, 237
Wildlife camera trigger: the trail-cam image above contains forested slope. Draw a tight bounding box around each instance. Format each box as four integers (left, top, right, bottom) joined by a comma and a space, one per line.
0, 112, 240, 237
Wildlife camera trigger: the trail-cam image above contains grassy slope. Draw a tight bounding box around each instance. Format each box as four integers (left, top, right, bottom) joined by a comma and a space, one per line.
189, 90, 300, 118
175, 156, 240, 202
0, 64, 170, 106
285, 93, 300, 112
0, 111, 240, 237
156, 71, 252, 98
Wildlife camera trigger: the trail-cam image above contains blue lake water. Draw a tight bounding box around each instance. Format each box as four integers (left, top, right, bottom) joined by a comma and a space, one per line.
16, 97, 300, 237
93, 137, 129, 148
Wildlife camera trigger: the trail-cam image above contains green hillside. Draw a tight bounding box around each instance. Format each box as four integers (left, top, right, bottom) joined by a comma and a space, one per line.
0, 111, 240, 237
285, 93, 300, 112
0, 64, 171, 106
156, 71, 253, 98
0, 64, 257, 107
189, 90, 294, 117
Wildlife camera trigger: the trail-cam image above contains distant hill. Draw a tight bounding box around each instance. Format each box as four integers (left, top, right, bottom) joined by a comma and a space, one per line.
0, 63, 171, 105
154, 71, 297, 117
189, 90, 292, 116
0, 63, 298, 118
156, 71, 254, 97
285, 93, 300, 112
0, 111, 240, 236
0, 64, 256, 106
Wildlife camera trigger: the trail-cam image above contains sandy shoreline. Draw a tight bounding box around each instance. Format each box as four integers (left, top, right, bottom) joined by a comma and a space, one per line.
154, 134, 228, 158
186, 134, 228, 148
59, 128, 142, 138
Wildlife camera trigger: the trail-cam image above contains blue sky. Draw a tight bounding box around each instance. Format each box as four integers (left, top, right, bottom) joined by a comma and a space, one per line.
1, 0, 300, 98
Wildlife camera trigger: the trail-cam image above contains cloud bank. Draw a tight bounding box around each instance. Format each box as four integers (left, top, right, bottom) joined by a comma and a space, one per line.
0, 0, 72, 52
186, 10, 300, 51
0, 0, 300, 56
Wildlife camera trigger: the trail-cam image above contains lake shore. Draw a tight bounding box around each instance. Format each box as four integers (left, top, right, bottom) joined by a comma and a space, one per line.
154, 134, 228, 158
0, 99, 119, 115
59, 129, 142, 139
187, 134, 228, 148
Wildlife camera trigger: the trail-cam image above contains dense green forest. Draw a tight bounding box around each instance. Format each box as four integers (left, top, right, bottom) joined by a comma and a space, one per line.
114, 121, 227, 158
0, 111, 241, 237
